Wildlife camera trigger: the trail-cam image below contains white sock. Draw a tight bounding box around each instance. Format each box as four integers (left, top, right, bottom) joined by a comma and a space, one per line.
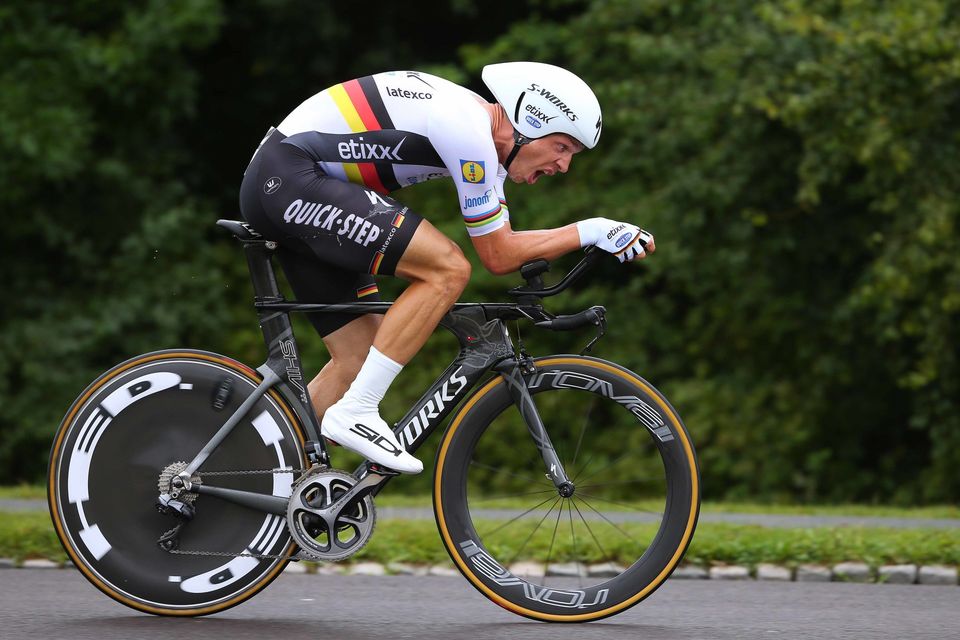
340, 346, 403, 411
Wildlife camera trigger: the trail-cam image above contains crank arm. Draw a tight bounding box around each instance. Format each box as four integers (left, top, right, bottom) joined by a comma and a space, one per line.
293, 468, 391, 523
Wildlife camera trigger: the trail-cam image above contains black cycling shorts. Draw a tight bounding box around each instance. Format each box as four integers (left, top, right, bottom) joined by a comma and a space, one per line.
239, 128, 423, 337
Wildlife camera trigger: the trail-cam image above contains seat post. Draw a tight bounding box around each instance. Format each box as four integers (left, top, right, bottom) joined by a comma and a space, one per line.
242, 241, 283, 302
216, 219, 317, 437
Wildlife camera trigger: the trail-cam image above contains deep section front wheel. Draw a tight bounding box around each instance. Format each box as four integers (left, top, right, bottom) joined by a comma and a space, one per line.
48, 350, 308, 616
434, 356, 699, 622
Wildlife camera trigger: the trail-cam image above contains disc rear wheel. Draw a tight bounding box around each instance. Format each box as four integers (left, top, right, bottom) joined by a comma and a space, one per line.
48, 350, 308, 616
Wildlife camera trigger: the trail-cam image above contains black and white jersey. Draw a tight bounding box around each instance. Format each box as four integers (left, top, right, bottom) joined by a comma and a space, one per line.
275, 71, 509, 237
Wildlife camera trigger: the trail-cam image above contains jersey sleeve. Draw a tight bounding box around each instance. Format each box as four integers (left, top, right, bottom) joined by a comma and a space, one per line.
427, 98, 508, 237
495, 169, 509, 227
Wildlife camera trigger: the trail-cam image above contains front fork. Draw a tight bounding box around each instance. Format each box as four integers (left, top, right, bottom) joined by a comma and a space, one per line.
494, 359, 575, 497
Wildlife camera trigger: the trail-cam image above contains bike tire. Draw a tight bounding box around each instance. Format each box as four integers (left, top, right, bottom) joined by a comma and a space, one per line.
48, 349, 308, 616
433, 355, 699, 622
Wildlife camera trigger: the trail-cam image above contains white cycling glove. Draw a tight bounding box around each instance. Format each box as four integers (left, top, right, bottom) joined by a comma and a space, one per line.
576, 217, 651, 263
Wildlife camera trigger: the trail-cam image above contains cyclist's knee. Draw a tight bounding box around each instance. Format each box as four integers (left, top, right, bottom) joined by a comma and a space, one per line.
399, 228, 471, 299
430, 242, 471, 299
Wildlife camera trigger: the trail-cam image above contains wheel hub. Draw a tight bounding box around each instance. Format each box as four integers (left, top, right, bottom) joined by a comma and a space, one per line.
157, 461, 200, 503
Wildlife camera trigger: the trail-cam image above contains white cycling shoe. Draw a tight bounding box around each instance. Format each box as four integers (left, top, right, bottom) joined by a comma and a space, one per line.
320, 400, 423, 474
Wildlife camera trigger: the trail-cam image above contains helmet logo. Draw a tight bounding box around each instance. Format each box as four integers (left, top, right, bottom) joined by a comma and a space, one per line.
525, 83, 577, 122
524, 115, 542, 129
594, 115, 602, 144
524, 104, 556, 123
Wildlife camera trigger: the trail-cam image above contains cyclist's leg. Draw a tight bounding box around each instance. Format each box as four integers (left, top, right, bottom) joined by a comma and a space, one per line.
269, 245, 384, 420
308, 314, 381, 419
239, 132, 465, 471
372, 220, 471, 364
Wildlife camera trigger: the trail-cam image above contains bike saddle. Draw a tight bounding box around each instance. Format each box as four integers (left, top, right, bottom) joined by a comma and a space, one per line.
216, 219, 265, 242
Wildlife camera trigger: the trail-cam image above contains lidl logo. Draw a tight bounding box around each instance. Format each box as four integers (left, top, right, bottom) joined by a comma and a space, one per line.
460, 160, 485, 184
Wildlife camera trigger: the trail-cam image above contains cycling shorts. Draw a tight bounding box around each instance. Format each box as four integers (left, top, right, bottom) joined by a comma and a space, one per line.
239, 128, 423, 337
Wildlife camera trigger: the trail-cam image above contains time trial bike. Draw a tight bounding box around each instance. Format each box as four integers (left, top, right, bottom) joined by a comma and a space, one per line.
48, 219, 700, 623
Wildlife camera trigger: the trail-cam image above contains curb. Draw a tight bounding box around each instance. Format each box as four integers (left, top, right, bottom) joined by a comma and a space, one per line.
6, 557, 956, 585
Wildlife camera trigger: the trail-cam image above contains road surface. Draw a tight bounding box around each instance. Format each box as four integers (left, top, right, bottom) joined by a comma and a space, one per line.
1, 569, 956, 640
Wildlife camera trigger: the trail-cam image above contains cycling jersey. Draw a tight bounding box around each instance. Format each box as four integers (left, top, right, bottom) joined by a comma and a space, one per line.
239, 70, 509, 337
274, 71, 510, 237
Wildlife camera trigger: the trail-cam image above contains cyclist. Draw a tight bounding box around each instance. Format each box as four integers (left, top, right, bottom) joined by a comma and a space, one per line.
239, 62, 654, 474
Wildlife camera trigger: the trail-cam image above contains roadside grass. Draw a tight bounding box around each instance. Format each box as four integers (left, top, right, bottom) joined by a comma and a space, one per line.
0, 485, 46, 500
0, 512, 67, 564
5, 483, 958, 518
353, 520, 960, 568
375, 494, 960, 520
6, 510, 957, 568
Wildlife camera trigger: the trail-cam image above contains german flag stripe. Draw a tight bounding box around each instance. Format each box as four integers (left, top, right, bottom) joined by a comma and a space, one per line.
357, 283, 379, 298
341, 79, 381, 131
358, 75, 395, 129
357, 163, 388, 194
329, 83, 366, 131
392, 212, 405, 228
369, 252, 385, 275
328, 78, 391, 193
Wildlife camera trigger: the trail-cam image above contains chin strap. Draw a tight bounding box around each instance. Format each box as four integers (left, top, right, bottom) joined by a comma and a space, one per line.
503, 129, 533, 171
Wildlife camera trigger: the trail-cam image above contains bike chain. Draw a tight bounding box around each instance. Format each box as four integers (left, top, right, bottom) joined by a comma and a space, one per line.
163, 466, 312, 561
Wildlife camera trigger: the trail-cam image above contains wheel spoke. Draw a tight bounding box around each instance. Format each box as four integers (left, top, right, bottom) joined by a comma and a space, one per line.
571, 451, 597, 485
478, 494, 561, 540
571, 397, 597, 470
469, 488, 557, 504
575, 496, 644, 544
576, 491, 664, 516
567, 499, 583, 588
505, 496, 563, 568
578, 478, 662, 490
575, 448, 636, 486
542, 496, 565, 585
570, 498, 616, 571
470, 460, 553, 486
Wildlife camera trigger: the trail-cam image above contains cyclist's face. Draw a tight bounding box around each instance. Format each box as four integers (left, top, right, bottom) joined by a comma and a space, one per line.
509, 134, 584, 185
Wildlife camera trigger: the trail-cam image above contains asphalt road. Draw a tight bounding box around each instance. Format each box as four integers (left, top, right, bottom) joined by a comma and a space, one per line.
1, 570, 956, 640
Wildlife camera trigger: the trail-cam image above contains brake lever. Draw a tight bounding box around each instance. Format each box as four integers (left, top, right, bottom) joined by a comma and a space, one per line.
580, 307, 606, 355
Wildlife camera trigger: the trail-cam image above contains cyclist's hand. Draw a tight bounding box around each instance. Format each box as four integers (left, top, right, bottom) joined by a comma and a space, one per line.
576, 217, 654, 263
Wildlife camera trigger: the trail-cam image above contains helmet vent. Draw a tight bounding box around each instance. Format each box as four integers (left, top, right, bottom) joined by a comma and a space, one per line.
513, 92, 526, 124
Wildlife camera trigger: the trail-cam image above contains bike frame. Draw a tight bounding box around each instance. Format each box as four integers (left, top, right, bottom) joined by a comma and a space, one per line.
177, 228, 591, 514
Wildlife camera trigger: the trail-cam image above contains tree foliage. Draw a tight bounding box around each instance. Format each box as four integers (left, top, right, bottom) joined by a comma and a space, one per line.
459, 0, 960, 502
1, 0, 957, 503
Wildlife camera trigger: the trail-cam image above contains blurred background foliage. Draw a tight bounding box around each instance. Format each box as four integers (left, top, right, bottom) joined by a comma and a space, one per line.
1, 0, 957, 503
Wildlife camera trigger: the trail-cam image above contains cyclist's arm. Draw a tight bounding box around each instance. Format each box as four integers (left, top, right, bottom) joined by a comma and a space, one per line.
470, 221, 581, 275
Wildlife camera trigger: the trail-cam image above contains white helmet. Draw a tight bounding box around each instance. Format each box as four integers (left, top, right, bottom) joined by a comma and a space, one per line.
482, 61, 602, 151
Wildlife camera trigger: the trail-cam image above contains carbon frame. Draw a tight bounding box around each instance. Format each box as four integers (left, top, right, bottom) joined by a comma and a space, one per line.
234, 235, 566, 492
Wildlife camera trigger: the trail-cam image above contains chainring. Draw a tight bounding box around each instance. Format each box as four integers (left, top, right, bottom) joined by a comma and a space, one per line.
286, 467, 376, 562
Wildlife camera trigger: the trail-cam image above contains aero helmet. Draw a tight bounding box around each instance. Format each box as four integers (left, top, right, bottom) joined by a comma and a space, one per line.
482, 61, 602, 169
